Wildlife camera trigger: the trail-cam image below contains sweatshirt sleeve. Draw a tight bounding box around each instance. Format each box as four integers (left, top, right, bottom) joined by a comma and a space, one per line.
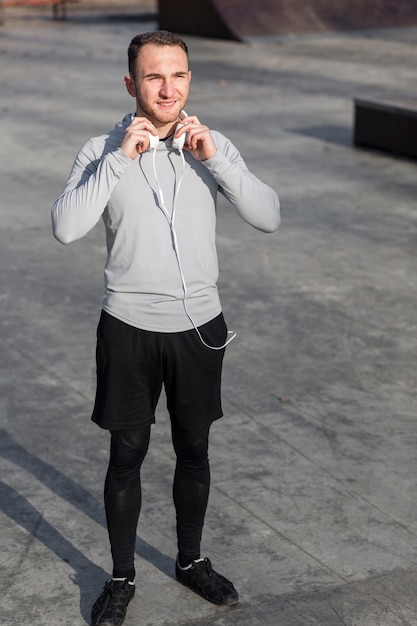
51, 140, 133, 245
202, 136, 280, 233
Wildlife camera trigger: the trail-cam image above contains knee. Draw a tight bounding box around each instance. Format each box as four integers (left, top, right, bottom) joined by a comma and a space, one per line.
173, 428, 210, 471
109, 427, 151, 471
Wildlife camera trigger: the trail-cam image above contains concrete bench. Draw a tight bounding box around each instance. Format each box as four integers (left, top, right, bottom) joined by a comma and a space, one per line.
354, 97, 417, 159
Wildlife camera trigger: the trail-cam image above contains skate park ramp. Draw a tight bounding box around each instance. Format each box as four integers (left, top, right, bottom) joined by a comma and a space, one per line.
158, 0, 417, 40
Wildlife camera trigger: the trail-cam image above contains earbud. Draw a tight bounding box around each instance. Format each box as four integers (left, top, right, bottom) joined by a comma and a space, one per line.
172, 130, 186, 151
147, 132, 159, 150
172, 110, 188, 151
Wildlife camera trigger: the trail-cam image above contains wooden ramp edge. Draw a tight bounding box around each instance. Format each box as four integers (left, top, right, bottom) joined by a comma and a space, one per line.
158, 0, 417, 41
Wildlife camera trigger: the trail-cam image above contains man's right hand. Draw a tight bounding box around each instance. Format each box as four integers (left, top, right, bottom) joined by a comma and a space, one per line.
120, 116, 158, 159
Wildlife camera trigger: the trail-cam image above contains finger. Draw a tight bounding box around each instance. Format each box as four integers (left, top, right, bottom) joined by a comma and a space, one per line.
181, 115, 200, 126
128, 118, 157, 135
185, 126, 207, 148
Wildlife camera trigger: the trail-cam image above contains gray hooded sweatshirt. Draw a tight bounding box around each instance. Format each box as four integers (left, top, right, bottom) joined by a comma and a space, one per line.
52, 113, 280, 333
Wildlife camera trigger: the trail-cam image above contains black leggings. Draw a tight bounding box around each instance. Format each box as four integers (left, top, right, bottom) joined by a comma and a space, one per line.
104, 423, 210, 579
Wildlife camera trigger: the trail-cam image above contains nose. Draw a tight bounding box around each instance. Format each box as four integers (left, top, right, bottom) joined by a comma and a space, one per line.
159, 79, 176, 98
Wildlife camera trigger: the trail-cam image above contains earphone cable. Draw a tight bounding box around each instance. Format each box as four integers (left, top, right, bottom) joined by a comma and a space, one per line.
151, 145, 236, 350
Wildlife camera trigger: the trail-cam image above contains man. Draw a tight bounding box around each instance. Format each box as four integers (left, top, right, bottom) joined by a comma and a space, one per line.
52, 30, 280, 626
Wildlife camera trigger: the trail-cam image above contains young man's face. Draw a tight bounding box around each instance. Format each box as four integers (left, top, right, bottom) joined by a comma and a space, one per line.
125, 43, 191, 130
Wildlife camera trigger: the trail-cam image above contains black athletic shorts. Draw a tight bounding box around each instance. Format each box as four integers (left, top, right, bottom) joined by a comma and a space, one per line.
91, 310, 227, 431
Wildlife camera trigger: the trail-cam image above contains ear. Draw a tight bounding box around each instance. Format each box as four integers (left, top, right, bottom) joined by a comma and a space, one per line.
124, 75, 136, 98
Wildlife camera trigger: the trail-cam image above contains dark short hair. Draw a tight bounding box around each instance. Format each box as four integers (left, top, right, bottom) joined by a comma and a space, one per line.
128, 30, 189, 78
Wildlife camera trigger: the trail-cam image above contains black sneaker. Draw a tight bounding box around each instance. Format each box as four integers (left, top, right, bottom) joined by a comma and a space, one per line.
175, 557, 239, 606
91, 578, 135, 626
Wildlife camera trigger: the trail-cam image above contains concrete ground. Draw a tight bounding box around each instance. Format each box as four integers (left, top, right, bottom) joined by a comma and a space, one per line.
1, 6, 417, 626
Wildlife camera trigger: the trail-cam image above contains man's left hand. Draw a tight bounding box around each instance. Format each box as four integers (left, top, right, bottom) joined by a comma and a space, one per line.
176, 115, 217, 161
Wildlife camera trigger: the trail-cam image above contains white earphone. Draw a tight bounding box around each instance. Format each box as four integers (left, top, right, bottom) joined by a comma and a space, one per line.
131, 112, 236, 350
146, 110, 188, 152
147, 131, 159, 150
171, 110, 188, 150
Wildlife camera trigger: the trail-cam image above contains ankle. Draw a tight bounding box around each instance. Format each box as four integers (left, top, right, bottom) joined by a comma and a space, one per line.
178, 553, 200, 569
112, 568, 135, 583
